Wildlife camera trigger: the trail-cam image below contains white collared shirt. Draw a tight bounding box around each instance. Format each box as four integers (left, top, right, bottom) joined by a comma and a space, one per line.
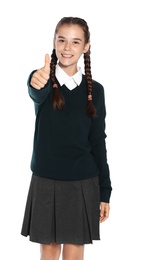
55, 64, 82, 90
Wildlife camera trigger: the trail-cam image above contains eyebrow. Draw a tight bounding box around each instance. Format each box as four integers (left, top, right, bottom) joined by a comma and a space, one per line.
58, 36, 82, 41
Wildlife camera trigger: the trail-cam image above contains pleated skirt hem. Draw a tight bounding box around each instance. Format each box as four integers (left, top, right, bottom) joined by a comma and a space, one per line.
21, 174, 100, 245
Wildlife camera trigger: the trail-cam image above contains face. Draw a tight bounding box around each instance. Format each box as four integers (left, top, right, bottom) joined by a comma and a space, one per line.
54, 24, 90, 75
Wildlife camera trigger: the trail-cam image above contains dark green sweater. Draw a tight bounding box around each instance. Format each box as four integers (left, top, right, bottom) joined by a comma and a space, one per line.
28, 74, 112, 202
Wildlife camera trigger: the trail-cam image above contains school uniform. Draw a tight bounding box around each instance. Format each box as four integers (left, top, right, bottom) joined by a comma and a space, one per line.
21, 64, 112, 245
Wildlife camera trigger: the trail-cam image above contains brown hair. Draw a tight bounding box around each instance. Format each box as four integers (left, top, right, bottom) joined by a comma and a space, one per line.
50, 17, 96, 117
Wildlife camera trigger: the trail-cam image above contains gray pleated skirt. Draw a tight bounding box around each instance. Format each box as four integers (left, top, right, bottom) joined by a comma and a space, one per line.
21, 174, 100, 245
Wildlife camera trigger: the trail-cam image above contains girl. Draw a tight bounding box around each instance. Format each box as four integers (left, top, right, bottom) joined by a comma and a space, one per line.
21, 17, 112, 260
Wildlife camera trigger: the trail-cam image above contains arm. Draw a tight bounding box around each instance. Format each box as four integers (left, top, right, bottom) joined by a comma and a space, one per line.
89, 84, 112, 203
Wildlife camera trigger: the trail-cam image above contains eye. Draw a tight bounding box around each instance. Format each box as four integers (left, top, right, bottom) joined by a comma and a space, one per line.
58, 39, 65, 43
73, 41, 80, 44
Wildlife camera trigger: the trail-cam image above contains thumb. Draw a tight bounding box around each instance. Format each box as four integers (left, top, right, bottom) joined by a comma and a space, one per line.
44, 53, 50, 71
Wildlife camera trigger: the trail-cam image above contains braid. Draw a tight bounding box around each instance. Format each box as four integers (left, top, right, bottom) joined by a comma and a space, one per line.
50, 49, 65, 110
84, 48, 96, 117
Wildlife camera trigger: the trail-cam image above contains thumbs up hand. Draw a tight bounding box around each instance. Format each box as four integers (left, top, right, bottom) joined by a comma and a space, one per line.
30, 54, 50, 90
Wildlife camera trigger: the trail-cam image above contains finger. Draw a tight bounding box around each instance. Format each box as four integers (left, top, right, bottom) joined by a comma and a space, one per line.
31, 83, 41, 90
35, 71, 49, 84
39, 69, 50, 81
100, 207, 109, 223
30, 77, 45, 89
44, 53, 50, 71
100, 209, 105, 222
100, 211, 109, 222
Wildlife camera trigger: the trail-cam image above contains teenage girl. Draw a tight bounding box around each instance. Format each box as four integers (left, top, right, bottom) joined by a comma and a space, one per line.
21, 16, 112, 260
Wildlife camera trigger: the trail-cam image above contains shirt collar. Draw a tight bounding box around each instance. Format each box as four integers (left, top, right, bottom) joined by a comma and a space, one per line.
55, 64, 82, 87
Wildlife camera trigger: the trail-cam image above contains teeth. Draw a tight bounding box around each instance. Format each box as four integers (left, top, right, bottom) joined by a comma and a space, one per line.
62, 54, 72, 58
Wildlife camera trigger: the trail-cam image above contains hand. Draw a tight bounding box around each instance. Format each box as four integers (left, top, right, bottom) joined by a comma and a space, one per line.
100, 202, 110, 223
30, 54, 50, 90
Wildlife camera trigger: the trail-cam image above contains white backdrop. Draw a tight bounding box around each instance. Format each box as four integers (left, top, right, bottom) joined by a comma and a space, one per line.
0, 0, 142, 259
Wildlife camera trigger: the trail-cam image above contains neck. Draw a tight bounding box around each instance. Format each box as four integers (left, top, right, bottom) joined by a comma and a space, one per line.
58, 63, 78, 76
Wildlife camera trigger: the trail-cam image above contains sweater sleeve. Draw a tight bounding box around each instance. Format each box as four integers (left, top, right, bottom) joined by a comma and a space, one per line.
27, 70, 51, 113
89, 84, 112, 203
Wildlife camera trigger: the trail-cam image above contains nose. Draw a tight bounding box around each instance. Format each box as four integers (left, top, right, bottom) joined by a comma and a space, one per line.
64, 41, 71, 50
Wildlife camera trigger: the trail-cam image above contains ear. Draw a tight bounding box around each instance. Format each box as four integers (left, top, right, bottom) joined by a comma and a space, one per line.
83, 43, 90, 53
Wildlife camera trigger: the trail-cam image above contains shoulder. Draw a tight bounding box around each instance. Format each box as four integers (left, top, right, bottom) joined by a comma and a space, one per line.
92, 79, 104, 94
91, 80, 106, 117
82, 75, 104, 94
82, 75, 105, 103
92, 79, 105, 105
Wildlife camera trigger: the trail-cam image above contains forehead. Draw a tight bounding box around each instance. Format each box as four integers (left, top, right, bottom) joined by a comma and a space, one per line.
55, 24, 85, 39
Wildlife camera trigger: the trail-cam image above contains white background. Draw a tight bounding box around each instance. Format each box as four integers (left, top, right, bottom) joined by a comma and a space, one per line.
0, 0, 142, 259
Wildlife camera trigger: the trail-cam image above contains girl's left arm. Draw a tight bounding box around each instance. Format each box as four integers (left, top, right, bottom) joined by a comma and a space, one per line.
89, 84, 112, 203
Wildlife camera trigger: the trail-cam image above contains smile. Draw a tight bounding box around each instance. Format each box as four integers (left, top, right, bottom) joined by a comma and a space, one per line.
62, 54, 73, 58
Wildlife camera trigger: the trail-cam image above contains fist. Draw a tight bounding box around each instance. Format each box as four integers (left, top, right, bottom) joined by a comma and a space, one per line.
30, 54, 50, 90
